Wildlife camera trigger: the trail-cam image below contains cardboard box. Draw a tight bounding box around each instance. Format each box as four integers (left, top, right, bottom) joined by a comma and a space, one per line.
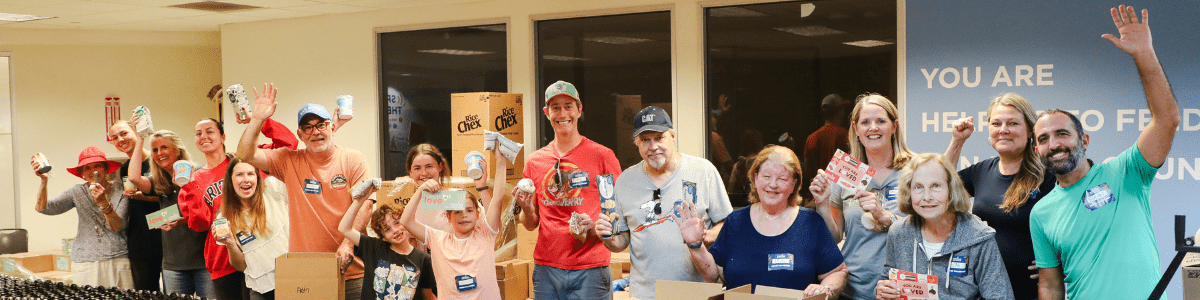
496, 259, 531, 300
612, 252, 631, 272
450, 92, 524, 182
35, 270, 72, 284
1, 250, 59, 275
610, 259, 629, 280
275, 253, 344, 300
1185, 266, 1200, 300
62, 238, 73, 255
53, 253, 70, 271
655, 281, 825, 300
517, 224, 538, 261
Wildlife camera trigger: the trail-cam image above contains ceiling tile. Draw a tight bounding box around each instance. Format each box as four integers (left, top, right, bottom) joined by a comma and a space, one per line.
5, 6, 98, 18
284, 3, 375, 13
0, 4, 30, 11
91, 0, 198, 6
338, 0, 430, 9
91, 18, 215, 31
228, 8, 319, 19
0, 0, 78, 6
0, 22, 73, 29
120, 7, 215, 19
33, 10, 165, 27
229, 0, 320, 9
44, 1, 144, 13
178, 12, 264, 24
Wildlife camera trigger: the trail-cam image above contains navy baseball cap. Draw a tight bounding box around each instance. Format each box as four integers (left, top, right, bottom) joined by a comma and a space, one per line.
297, 103, 331, 126
632, 106, 673, 138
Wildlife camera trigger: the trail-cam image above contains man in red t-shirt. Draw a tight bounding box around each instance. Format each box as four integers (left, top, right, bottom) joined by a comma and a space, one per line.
234, 84, 373, 300
803, 93, 850, 195
515, 80, 622, 299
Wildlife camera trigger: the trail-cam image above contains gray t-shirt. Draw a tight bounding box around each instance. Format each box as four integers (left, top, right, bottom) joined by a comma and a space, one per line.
40, 176, 130, 263
612, 154, 733, 300
829, 169, 904, 300
149, 181, 207, 271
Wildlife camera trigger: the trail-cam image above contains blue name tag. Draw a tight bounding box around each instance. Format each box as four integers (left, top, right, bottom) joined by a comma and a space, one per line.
885, 186, 898, 202
767, 253, 794, 271
455, 274, 477, 291
236, 231, 256, 246
949, 255, 969, 277
303, 179, 322, 195
569, 171, 590, 189
1082, 183, 1114, 211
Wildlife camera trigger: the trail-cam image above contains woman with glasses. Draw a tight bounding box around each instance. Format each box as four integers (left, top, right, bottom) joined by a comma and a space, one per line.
678, 145, 847, 298
809, 93, 915, 299
874, 153, 1012, 300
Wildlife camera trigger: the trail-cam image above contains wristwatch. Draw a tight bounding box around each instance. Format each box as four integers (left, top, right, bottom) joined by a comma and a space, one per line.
686, 241, 703, 249
476, 186, 489, 191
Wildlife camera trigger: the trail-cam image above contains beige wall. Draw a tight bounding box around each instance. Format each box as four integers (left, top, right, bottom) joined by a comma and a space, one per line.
3, 28, 221, 251
219, 0, 748, 177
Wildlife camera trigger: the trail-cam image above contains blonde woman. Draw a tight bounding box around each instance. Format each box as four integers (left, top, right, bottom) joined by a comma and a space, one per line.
809, 93, 914, 299
875, 153, 1011, 300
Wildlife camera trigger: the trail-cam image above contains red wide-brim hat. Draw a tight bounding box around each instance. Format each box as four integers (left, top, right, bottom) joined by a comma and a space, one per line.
66, 146, 122, 179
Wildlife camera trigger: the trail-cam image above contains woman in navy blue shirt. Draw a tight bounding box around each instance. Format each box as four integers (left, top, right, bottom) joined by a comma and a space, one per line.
677, 145, 847, 297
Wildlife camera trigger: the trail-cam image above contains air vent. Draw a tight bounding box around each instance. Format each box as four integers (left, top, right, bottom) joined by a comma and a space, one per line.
168, 1, 261, 13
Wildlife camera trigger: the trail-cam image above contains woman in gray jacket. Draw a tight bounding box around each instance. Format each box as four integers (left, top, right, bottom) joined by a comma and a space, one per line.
875, 153, 1012, 300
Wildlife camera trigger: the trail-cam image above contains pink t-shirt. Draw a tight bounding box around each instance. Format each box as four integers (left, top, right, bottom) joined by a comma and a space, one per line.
522, 137, 622, 270
425, 221, 500, 300
263, 145, 368, 279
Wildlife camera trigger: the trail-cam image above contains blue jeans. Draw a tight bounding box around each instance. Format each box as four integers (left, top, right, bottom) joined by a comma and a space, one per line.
163, 269, 216, 298
533, 264, 612, 300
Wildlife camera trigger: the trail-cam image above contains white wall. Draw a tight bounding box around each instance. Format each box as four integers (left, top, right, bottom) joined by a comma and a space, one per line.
3, 28, 221, 251
219, 0, 746, 177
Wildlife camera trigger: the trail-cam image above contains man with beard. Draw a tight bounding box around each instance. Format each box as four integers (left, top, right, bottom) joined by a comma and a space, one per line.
1029, 5, 1180, 300
514, 80, 622, 299
236, 84, 372, 300
593, 106, 733, 300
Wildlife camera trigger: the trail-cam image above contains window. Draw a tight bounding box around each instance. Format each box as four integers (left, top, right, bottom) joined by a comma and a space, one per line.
706, 1, 896, 206
536, 12, 672, 169
378, 24, 508, 179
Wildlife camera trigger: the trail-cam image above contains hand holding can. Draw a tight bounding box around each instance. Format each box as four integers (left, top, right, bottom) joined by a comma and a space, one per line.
173, 161, 194, 186
337, 95, 354, 120
32, 153, 52, 174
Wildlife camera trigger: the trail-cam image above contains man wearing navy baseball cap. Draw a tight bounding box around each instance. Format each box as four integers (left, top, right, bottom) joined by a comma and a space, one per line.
514, 80, 623, 299
592, 106, 733, 300
234, 83, 372, 300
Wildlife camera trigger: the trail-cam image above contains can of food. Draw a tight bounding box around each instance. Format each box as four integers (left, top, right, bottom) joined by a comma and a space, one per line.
596, 174, 617, 239
212, 217, 231, 240
465, 151, 485, 180
173, 161, 194, 186
227, 84, 250, 122
33, 153, 52, 174
131, 106, 154, 137
336, 95, 354, 119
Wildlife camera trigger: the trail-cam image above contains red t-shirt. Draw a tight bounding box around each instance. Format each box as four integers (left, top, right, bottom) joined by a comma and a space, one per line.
178, 157, 238, 279
522, 137, 621, 270
263, 145, 369, 279
804, 123, 849, 183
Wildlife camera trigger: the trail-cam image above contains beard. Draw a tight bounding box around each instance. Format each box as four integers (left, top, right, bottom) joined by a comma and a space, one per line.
645, 151, 668, 169
1043, 143, 1086, 175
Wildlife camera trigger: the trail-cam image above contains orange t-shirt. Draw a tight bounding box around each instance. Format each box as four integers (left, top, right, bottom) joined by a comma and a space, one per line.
264, 145, 368, 279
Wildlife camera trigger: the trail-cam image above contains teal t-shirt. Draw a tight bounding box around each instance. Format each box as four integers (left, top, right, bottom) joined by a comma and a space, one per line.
1030, 144, 1161, 299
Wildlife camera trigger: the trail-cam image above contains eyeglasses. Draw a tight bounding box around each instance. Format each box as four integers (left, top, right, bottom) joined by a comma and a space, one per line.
652, 189, 662, 215
299, 121, 330, 134
552, 157, 563, 189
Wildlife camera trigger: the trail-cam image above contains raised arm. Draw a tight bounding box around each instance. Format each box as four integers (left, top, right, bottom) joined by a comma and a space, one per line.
482, 148, 508, 232
235, 83, 278, 171
1101, 5, 1179, 167
674, 200, 723, 283
809, 170, 843, 243
400, 179, 439, 245
339, 196, 371, 246
31, 156, 54, 213
943, 116, 974, 167
128, 132, 153, 193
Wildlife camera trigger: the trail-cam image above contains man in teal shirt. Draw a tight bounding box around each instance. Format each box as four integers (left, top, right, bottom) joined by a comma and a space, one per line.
1029, 5, 1180, 300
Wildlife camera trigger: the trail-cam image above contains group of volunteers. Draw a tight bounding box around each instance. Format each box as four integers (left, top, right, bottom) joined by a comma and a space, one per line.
28, 5, 1180, 300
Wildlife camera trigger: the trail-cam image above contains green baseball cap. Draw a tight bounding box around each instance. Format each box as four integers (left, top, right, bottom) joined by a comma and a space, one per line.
544, 80, 580, 105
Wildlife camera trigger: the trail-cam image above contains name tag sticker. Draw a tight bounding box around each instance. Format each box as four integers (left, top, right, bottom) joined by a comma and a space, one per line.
767, 253, 794, 271
1082, 183, 1115, 211
885, 186, 898, 202
455, 274, 477, 291
569, 171, 590, 189
236, 231, 256, 246
303, 179, 322, 195
949, 255, 968, 277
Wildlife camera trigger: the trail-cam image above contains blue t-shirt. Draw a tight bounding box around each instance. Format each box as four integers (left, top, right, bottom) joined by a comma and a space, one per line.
1030, 144, 1161, 299
709, 206, 844, 291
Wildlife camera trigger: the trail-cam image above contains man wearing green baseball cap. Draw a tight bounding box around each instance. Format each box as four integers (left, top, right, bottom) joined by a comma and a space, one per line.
514, 80, 623, 299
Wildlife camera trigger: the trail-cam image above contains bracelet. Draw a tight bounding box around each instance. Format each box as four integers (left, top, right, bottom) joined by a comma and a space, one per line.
99, 205, 113, 214
476, 186, 489, 192
686, 241, 703, 249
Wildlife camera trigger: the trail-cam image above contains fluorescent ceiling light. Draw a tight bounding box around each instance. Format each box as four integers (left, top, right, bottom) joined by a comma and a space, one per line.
470, 24, 506, 32
708, 7, 767, 17
774, 25, 846, 37
582, 36, 652, 45
0, 13, 54, 22
542, 55, 589, 61
417, 49, 494, 55
843, 40, 894, 47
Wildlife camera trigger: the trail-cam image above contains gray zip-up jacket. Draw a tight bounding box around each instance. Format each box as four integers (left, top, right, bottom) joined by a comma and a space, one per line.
883, 212, 1014, 300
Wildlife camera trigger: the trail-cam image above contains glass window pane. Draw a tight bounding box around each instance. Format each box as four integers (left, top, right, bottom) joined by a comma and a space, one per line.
706, 1, 896, 207
536, 12, 672, 169
378, 25, 508, 179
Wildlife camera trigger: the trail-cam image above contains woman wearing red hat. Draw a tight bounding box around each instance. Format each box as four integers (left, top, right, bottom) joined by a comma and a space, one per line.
31, 146, 132, 289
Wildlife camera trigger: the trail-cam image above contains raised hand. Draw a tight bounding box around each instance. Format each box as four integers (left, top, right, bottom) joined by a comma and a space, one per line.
30, 156, 48, 179
809, 169, 832, 207
1101, 5, 1153, 56
673, 200, 705, 245
250, 83, 278, 121
951, 116, 974, 142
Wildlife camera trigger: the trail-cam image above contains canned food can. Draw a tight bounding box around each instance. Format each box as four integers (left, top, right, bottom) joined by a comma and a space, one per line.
173, 161, 194, 186
131, 106, 155, 137
227, 84, 250, 121
465, 151, 485, 180
33, 153, 52, 174
337, 95, 354, 120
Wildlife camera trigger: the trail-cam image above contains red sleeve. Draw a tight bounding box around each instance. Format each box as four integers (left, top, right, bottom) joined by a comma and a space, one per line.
604, 148, 622, 181
178, 184, 213, 232
258, 117, 298, 150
